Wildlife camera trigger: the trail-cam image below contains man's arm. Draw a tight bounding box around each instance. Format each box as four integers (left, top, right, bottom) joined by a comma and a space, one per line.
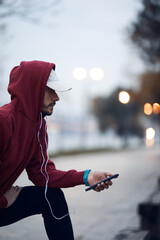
26, 151, 114, 191
26, 146, 85, 188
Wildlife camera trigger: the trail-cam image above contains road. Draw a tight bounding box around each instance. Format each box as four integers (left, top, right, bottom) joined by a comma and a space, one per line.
0, 146, 160, 240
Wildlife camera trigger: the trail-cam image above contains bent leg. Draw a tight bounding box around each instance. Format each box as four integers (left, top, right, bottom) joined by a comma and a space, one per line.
0, 186, 74, 240
43, 187, 74, 240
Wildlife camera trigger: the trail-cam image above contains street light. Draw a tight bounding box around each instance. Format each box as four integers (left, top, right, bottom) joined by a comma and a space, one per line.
153, 103, 160, 115
144, 102, 160, 115
89, 67, 104, 81
118, 91, 130, 104
72, 66, 104, 149
146, 127, 155, 140
72, 66, 104, 98
73, 67, 87, 81
144, 103, 152, 115
144, 103, 160, 146
118, 91, 131, 146
146, 127, 155, 147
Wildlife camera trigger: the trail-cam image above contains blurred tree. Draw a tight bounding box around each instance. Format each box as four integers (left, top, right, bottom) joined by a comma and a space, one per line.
0, 0, 61, 22
128, 0, 160, 67
138, 71, 160, 104
0, 0, 62, 106
127, 0, 160, 127
135, 71, 160, 123
92, 88, 144, 139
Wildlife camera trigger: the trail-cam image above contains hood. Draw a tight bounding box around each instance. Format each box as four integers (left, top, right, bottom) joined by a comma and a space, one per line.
8, 60, 55, 122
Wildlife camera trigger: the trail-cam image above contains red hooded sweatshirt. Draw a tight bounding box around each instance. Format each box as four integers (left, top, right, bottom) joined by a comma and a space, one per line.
0, 60, 84, 208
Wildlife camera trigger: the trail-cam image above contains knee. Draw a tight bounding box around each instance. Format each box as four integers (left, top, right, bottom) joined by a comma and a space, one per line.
47, 188, 67, 206
45, 188, 69, 217
47, 188, 64, 199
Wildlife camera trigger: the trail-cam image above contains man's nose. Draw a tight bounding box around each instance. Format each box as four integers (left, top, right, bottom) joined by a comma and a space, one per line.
53, 92, 60, 102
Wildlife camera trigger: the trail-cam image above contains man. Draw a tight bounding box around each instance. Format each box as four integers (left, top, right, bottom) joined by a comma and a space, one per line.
0, 60, 115, 239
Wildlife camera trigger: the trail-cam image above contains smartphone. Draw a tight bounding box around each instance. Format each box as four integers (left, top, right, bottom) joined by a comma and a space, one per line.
85, 173, 119, 192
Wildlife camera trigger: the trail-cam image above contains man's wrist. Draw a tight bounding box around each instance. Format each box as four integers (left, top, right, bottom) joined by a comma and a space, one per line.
83, 169, 91, 186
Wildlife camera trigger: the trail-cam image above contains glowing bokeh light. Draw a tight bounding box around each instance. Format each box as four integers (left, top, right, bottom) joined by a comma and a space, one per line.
118, 91, 130, 104
144, 103, 152, 115
153, 103, 160, 115
73, 67, 87, 81
89, 67, 104, 81
146, 138, 154, 147
146, 127, 155, 140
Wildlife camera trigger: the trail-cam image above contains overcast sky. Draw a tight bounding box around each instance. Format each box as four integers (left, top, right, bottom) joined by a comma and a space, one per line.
1, 0, 144, 116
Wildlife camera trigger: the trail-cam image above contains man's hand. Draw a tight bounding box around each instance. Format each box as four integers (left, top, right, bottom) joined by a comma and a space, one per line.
87, 171, 114, 192
4, 186, 22, 208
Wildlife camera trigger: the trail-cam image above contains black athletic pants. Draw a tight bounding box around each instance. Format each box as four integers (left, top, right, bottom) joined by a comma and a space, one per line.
0, 186, 74, 240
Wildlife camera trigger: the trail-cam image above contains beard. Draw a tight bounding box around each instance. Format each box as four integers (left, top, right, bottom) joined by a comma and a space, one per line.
41, 102, 55, 117
41, 109, 52, 117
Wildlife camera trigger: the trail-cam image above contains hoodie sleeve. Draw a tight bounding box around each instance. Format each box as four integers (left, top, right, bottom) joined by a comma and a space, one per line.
26, 145, 85, 188
0, 115, 12, 158
0, 115, 12, 208
0, 192, 8, 208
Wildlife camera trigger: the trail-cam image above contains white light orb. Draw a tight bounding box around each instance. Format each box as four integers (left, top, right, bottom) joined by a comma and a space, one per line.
89, 67, 104, 81
73, 67, 87, 81
118, 91, 130, 104
146, 127, 155, 140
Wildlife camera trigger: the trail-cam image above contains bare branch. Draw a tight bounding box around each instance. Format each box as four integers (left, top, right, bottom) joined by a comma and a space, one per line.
0, 0, 62, 22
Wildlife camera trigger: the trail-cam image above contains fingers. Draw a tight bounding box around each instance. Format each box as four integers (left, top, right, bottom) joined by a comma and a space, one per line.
14, 186, 23, 195
8, 186, 22, 195
94, 180, 113, 192
14, 186, 19, 191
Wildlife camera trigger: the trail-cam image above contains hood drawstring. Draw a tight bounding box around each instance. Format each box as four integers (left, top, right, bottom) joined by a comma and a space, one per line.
37, 113, 69, 220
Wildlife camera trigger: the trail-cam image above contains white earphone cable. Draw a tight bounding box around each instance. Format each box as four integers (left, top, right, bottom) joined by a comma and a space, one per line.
37, 113, 85, 220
